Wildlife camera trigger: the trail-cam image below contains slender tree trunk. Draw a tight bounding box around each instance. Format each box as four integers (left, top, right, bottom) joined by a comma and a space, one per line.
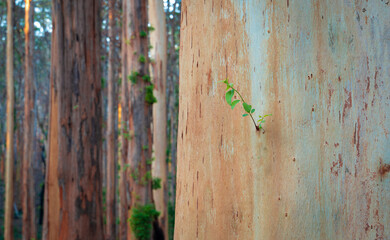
166, 0, 180, 208
122, 0, 155, 238
119, 0, 129, 236
22, 1, 36, 239
149, 0, 168, 238
106, 0, 117, 239
4, 0, 14, 239
44, 1, 103, 239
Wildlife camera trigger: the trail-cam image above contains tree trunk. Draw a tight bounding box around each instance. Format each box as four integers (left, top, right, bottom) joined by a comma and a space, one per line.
119, 0, 129, 237
175, 0, 390, 239
149, 0, 168, 239
22, 1, 36, 239
44, 1, 103, 239
122, 0, 156, 239
4, 0, 14, 239
106, 0, 117, 239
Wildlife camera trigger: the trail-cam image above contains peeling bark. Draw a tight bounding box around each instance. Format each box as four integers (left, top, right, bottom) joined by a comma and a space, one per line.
44, 1, 103, 239
122, 0, 155, 238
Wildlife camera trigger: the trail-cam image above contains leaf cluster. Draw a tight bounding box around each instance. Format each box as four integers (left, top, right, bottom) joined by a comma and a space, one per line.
145, 85, 157, 104
152, 177, 162, 190
129, 204, 160, 240
138, 54, 146, 63
220, 79, 271, 131
139, 30, 147, 38
128, 71, 139, 84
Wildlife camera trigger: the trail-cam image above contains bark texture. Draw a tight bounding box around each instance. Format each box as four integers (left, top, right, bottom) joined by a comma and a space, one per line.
106, 0, 117, 239
4, 0, 14, 239
44, 1, 103, 239
121, 0, 154, 238
176, 0, 390, 239
149, 0, 168, 238
22, 0, 36, 239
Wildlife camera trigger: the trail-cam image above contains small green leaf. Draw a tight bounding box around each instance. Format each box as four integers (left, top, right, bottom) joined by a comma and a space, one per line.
231, 100, 240, 109
251, 109, 255, 114
243, 102, 251, 113
225, 90, 234, 106
243, 114, 249, 117
219, 79, 228, 84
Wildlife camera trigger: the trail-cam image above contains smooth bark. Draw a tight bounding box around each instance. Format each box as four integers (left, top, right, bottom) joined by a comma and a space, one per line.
149, 0, 168, 238
4, 0, 14, 239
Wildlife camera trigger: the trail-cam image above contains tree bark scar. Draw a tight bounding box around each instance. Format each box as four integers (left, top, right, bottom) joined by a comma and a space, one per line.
379, 163, 390, 177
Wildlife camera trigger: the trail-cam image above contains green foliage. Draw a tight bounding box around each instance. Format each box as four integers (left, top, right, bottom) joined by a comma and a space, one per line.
129, 204, 160, 240
101, 77, 106, 89
142, 145, 149, 150
220, 79, 271, 131
146, 157, 155, 165
131, 169, 139, 181
139, 30, 147, 38
147, 25, 155, 32
142, 75, 151, 82
138, 54, 146, 63
168, 202, 175, 240
145, 85, 157, 104
128, 71, 139, 84
257, 114, 272, 130
152, 177, 162, 190
123, 163, 131, 171
141, 171, 152, 185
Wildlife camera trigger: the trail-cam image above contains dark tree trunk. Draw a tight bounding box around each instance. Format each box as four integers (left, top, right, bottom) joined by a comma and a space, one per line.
106, 0, 117, 239
22, 0, 36, 239
44, 1, 103, 239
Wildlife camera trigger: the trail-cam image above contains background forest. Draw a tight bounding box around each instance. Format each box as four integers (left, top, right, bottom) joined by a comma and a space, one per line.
2, 0, 389, 240
0, 0, 180, 239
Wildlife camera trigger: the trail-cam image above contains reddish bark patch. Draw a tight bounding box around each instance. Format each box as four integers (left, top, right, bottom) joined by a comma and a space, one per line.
331, 154, 343, 176
207, 68, 212, 93
379, 164, 390, 177
342, 89, 352, 123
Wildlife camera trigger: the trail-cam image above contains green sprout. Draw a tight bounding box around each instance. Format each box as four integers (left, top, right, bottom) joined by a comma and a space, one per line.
145, 85, 157, 104
139, 30, 147, 38
152, 177, 162, 190
138, 54, 146, 63
129, 204, 160, 240
142, 75, 151, 82
128, 71, 139, 84
220, 79, 271, 132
